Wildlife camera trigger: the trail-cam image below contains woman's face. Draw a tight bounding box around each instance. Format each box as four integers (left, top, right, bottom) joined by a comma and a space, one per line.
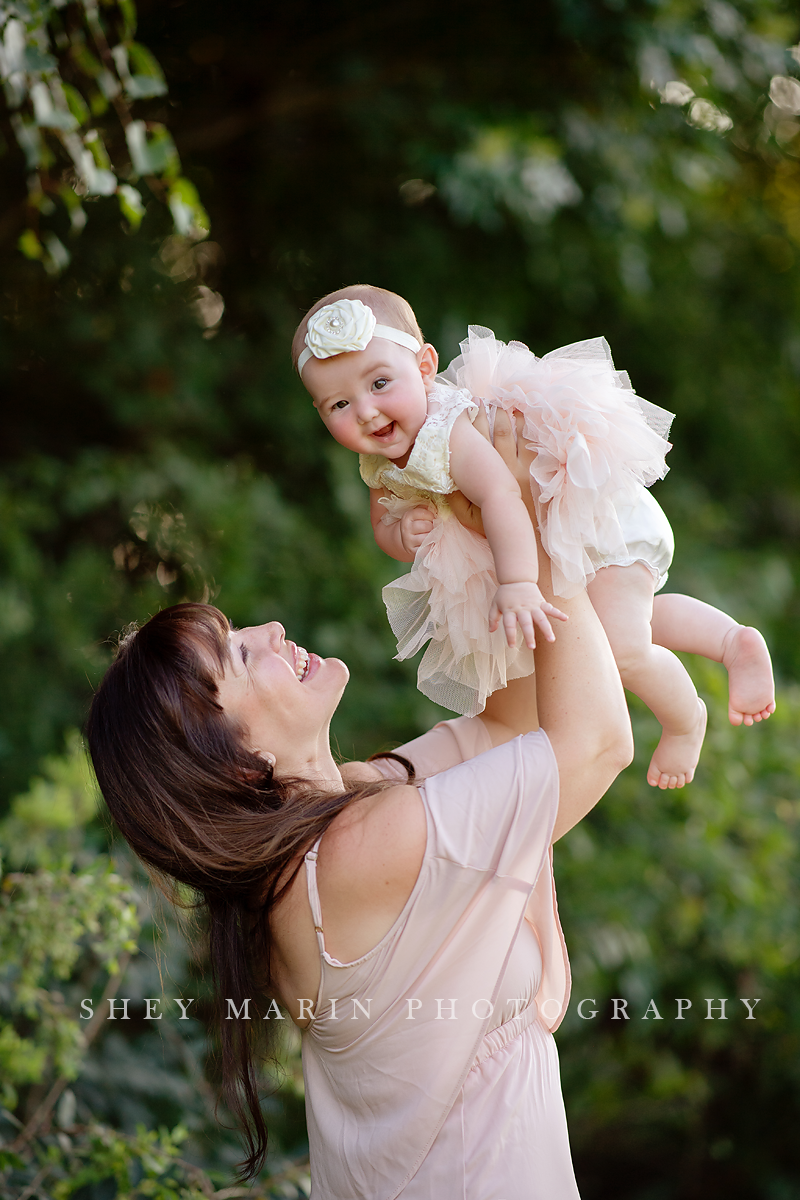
215, 621, 349, 770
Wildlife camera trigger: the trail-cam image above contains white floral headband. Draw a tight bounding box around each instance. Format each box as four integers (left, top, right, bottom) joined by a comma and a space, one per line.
297, 298, 421, 374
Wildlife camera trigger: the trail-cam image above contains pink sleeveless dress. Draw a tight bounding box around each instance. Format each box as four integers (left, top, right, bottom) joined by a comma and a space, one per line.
300, 718, 579, 1200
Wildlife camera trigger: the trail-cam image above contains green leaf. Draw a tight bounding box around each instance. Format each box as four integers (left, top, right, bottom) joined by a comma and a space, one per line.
125, 119, 179, 178
18, 228, 43, 260
69, 40, 103, 79
62, 82, 90, 126
10, 113, 46, 169
84, 128, 112, 170
88, 88, 109, 116
125, 73, 167, 99
22, 46, 57, 72
30, 81, 78, 130
118, 0, 137, 40
126, 40, 167, 93
168, 176, 209, 238
117, 182, 145, 230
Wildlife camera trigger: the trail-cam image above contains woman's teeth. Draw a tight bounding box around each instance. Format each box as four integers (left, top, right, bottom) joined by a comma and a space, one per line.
295, 646, 310, 681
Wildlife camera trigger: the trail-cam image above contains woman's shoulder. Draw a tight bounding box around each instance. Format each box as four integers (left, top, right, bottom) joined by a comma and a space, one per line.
325, 782, 426, 883
313, 783, 427, 962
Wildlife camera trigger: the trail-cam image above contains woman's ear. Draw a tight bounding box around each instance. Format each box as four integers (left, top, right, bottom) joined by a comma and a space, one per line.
253, 749, 276, 769
418, 343, 439, 391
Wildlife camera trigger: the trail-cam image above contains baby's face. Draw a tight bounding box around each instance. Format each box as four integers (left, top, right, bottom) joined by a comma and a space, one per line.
305, 339, 436, 463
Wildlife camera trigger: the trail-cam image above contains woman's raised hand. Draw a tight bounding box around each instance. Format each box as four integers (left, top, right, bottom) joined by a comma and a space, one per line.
450, 405, 538, 530
483, 404, 536, 494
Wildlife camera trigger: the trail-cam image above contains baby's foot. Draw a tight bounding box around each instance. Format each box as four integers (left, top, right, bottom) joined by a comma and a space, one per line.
722, 625, 776, 726
647, 699, 707, 789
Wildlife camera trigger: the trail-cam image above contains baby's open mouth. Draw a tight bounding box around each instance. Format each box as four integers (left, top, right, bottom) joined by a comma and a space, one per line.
372, 421, 395, 439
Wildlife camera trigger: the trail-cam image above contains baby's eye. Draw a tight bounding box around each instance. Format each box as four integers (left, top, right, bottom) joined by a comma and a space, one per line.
373, 378, 388, 391
332, 399, 349, 411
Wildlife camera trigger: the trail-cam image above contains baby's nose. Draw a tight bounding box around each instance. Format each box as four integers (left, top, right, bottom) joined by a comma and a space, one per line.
356, 399, 380, 424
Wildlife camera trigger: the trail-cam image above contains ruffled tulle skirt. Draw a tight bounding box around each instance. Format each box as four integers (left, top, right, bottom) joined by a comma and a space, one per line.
439, 327, 674, 599
381, 496, 534, 719
381, 328, 674, 716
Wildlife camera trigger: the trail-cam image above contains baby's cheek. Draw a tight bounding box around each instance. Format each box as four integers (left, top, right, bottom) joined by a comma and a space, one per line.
321, 415, 350, 446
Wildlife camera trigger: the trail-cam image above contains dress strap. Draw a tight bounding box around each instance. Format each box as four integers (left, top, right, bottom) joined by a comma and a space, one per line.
304, 837, 326, 956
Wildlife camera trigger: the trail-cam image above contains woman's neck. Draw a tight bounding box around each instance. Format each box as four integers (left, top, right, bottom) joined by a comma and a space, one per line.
278, 742, 344, 793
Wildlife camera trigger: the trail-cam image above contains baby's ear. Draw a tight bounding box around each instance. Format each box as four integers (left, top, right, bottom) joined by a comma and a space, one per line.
418, 343, 439, 388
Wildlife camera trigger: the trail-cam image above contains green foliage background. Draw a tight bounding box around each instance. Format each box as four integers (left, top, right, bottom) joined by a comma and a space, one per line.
2, 0, 800, 1196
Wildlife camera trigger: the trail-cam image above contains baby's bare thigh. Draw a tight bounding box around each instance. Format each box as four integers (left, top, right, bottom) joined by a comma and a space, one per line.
588, 563, 656, 656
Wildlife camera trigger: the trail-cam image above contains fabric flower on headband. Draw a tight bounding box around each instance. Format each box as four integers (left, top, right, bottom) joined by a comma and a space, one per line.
305, 298, 377, 359
297, 297, 422, 373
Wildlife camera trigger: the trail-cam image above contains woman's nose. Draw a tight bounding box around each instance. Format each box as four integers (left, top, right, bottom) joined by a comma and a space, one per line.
251, 621, 284, 648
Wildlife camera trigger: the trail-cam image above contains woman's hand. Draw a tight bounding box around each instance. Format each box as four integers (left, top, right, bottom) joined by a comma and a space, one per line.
485, 404, 538, 498
449, 405, 538, 533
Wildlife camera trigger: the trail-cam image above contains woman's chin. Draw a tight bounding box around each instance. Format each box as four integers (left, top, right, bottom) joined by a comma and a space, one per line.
329, 657, 350, 686
308, 653, 349, 690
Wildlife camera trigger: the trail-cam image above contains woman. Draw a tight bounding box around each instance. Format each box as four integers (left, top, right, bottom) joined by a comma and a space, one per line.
87, 417, 633, 1199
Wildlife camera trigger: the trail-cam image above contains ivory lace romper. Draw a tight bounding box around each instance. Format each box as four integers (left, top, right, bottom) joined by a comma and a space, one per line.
300, 718, 580, 1200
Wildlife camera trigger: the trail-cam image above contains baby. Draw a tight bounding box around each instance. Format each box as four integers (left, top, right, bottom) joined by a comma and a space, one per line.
294, 284, 775, 788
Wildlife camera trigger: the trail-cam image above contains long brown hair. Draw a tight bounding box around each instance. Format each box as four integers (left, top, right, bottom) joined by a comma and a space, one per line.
86, 602, 394, 1177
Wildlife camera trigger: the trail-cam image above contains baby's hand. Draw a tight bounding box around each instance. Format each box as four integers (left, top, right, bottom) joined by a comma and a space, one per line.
489, 582, 568, 649
399, 504, 436, 555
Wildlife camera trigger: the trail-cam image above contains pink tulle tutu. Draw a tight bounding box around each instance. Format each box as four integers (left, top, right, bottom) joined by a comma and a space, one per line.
360, 327, 674, 716
381, 494, 535, 717
439, 326, 674, 599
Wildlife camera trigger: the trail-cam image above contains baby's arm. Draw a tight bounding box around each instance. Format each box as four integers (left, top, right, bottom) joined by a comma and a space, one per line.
448, 411, 567, 648
369, 487, 435, 564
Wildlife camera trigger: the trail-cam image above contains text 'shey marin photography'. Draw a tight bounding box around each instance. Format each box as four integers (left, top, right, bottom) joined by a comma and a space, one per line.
78, 996, 762, 1023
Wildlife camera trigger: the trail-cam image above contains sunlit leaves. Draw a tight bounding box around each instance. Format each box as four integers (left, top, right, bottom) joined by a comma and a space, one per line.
116, 180, 142, 228
441, 127, 582, 231
0, 1, 209, 269
168, 176, 209, 241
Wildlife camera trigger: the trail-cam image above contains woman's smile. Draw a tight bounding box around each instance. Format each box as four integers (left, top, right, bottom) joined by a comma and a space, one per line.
289, 641, 323, 683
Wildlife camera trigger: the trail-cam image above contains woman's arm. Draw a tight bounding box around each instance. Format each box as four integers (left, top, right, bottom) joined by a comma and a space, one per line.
479, 411, 633, 840
448, 412, 566, 647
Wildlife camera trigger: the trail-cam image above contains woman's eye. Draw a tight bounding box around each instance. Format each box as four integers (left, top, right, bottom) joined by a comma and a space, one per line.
239, 644, 250, 665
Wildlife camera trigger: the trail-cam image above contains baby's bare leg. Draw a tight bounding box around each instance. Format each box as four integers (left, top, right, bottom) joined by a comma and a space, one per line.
651, 594, 775, 726
588, 563, 707, 789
